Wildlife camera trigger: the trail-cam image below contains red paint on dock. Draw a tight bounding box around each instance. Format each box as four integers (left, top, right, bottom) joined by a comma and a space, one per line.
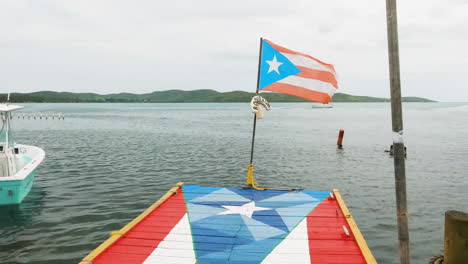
307, 197, 366, 263
92, 192, 187, 264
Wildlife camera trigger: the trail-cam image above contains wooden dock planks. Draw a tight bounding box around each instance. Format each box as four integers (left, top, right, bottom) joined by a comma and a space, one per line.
80, 184, 377, 264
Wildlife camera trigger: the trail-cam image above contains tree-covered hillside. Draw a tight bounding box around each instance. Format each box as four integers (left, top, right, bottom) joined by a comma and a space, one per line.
0, 90, 435, 103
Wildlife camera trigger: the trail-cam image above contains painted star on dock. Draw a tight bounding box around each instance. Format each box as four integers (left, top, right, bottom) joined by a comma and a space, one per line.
217, 201, 271, 218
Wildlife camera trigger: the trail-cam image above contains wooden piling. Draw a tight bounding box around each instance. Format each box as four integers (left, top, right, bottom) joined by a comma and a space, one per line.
444, 210, 468, 264
385, 0, 411, 263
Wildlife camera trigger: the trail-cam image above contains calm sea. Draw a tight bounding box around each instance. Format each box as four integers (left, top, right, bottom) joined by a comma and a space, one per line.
0, 102, 467, 264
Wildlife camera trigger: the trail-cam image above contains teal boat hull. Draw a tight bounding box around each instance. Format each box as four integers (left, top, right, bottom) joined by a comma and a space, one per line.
0, 169, 35, 205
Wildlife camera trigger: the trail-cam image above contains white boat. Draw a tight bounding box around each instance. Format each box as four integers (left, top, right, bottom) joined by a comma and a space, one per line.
0, 104, 45, 205
312, 103, 333, 108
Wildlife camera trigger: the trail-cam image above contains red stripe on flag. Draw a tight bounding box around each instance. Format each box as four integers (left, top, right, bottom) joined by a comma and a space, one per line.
296, 66, 339, 89
266, 39, 336, 73
263, 83, 331, 104
93, 191, 187, 264
306, 198, 367, 264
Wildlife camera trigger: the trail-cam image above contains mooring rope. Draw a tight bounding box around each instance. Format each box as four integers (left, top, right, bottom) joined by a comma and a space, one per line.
428, 255, 444, 264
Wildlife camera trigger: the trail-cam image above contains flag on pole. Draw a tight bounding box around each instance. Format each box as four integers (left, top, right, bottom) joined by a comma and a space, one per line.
259, 39, 338, 104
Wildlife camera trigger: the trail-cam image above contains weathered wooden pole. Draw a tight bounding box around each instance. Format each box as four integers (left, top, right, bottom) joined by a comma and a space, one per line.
385, 0, 411, 263
444, 210, 468, 264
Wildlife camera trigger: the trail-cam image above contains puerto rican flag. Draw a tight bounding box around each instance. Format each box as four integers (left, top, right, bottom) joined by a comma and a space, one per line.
92, 185, 366, 264
259, 39, 338, 104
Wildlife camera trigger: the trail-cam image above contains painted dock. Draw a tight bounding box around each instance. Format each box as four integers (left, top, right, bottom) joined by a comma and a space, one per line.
80, 183, 376, 264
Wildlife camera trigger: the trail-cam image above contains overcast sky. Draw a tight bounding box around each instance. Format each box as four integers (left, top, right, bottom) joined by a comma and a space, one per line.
1, 0, 467, 101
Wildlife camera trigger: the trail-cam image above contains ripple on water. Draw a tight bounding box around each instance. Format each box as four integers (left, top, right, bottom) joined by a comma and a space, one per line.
1, 103, 468, 264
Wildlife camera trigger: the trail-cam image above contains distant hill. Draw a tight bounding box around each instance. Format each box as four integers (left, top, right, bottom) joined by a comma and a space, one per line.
0, 90, 435, 103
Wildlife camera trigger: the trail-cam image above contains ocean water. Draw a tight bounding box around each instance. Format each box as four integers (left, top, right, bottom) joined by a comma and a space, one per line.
0, 102, 467, 264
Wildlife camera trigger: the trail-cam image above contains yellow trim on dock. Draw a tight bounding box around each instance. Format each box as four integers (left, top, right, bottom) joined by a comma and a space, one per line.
78, 182, 184, 264
333, 189, 378, 264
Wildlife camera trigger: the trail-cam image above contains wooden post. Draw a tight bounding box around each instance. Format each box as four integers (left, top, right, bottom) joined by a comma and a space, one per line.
444, 210, 468, 264
385, 0, 411, 263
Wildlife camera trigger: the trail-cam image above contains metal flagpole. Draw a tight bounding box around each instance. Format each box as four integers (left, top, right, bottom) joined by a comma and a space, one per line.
385, 0, 411, 263
246, 37, 264, 188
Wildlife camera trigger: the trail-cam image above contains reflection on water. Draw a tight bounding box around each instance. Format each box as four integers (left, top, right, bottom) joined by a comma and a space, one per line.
0, 102, 467, 264
0, 186, 45, 229
0, 206, 27, 229
0, 186, 45, 264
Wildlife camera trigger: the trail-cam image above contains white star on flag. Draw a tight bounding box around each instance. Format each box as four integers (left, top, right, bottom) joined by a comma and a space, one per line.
217, 202, 271, 218
266, 55, 283, 74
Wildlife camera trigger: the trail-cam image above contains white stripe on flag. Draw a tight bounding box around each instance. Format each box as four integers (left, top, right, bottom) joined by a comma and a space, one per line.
143, 214, 196, 264
282, 53, 336, 75
278, 75, 337, 96
261, 218, 311, 263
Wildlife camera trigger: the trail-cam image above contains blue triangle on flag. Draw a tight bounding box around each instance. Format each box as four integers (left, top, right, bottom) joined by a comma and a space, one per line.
229, 187, 286, 201
250, 209, 289, 233
182, 185, 329, 264
259, 39, 301, 89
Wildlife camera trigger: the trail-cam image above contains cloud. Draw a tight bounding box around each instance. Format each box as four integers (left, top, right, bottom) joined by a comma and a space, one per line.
0, 0, 467, 101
